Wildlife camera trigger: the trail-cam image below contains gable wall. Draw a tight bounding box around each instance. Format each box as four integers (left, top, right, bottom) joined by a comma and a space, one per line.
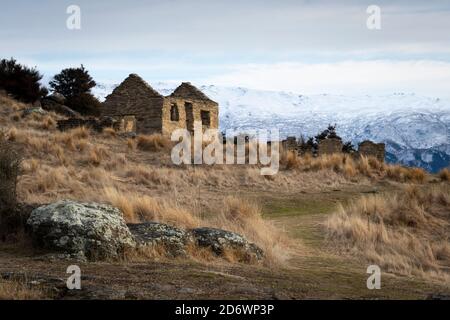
162, 97, 219, 136
103, 95, 164, 134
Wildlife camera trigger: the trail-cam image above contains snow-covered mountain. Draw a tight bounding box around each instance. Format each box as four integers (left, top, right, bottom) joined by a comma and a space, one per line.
93, 82, 450, 173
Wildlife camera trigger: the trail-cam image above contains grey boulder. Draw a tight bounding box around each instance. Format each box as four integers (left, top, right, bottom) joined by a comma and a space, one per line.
27, 200, 135, 260
190, 227, 264, 261
41, 98, 80, 117
22, 106, 47, 117
128, 222, 193, 257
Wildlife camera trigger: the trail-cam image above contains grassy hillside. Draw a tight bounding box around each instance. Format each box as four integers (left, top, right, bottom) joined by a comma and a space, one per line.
0, 93, 449, 299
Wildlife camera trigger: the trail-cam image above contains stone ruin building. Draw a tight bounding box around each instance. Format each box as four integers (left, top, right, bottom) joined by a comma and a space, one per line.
100, 74, 219, 136
357, 140, 386, 162
282, 136, 386, 162
317, 138, 343, 156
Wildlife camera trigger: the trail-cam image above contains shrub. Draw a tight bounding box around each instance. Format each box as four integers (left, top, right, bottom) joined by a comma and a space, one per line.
137, 134, 171, 152
0, 132, 23, 236
0, 132, 22, 209
439, 168, 450, 181
0, 58, 48, 103
405, 167, 426, 183
49, 65, 100, 115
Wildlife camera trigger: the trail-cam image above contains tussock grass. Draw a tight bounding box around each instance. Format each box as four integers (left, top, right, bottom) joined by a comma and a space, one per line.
281, 150, 427, 183
39, 116, 56, 131
102, 127, 116, 137
102, 187, 201, 228
137, 134, 171, 152
212, 196, 291, 266
326, 185, 450, 281
439, 168, 450, 182
86, 145, 110, 167
0, 279, 46, 300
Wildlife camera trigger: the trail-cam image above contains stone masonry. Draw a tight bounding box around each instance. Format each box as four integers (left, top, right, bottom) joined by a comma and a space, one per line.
282, 136, 385, 162
358, 140, 386, 162
101, 74, 219, 136
317, 138, 343, 155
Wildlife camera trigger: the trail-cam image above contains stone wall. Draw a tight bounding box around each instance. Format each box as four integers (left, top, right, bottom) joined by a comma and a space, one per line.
358, 140, 386, 162
282, 137, 298, 152
101, 74, 164, 134
57, 118, 114, 132
162, 97, 219, 136
317, 138, 343, 156
101, 76, 219, 136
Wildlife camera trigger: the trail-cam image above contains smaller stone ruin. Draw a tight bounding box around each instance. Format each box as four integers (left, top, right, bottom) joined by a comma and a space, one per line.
281, 136, 386, 162
358, 140, 386, 162
317, 138, 343, 156
282, 137, 299, 152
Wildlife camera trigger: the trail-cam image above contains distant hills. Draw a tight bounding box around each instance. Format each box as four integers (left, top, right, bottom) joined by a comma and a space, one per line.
94, 82, 450, 173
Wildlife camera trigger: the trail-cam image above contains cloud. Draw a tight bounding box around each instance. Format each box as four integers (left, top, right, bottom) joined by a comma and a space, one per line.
2, 1, 450, 98
205, 60, 450, 97
2, 0, 450, 57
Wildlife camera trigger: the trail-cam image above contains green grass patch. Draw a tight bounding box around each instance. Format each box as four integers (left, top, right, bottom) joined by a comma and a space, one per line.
262, 196, 337, 218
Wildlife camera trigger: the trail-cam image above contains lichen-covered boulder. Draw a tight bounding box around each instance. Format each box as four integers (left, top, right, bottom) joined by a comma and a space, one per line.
41, 98, 79, 117
128, 222, 192, 257
27, 200, 136, 260
189, 227, 264, 261
22, 106, 47, 117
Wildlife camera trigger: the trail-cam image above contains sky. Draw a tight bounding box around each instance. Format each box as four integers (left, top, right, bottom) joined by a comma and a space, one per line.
1, 0, 450, 97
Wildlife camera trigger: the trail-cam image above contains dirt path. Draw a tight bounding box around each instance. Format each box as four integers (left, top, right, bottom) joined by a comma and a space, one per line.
263, 184, 450, 299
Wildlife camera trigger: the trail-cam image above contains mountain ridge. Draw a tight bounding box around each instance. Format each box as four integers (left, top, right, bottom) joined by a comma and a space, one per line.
93, 82, 450, 172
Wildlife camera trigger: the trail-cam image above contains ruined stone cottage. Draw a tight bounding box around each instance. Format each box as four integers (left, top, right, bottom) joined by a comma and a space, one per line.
101, 74, 219, 136
317, 138, 343, 156
282, 136, 386, 162
358, 140, 386, 162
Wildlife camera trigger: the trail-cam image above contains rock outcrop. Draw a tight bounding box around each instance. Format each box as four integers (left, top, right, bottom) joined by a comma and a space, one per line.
27, 200, 135, 260
26, 200, 263, 262
128, 222, 192, 257
41, 94, 80, 118
22, 106, 47, 117
190, 227, 264, 261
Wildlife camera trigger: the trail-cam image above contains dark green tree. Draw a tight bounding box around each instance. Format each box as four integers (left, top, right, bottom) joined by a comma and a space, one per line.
49, 65, 101, 115
342, 141, 356, 153
0, 58, 48, 103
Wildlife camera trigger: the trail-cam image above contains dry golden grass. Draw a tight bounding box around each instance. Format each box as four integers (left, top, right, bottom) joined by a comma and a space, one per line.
439, 168, 450, 182
210, 196, 292, 266
137, 134, 171, 152
326, 185, 450, 281
86, 145, 110, 167
102, 127, 116, 137
0, 279, 46, 300
283, 151, 301, 170
385, 165, 427, 183
40, 116, 57, 131
0, 94, 434, 268
127, 138, 135, 150
281, 150, 428, 183
102, 187, 201, 227
102, 189, 288, 266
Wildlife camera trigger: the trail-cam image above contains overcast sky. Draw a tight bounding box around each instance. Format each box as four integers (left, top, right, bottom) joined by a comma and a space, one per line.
2, 0, 450, 97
